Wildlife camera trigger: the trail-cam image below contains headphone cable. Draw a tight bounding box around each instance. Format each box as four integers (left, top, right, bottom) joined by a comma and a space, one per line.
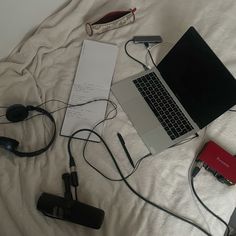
190, 175, 230, 236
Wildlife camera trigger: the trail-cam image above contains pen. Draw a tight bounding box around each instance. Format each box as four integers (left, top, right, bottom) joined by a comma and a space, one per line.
117, 132, 135, 168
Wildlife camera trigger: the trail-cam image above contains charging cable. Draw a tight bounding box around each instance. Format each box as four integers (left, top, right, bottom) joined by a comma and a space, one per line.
124, 36, 162, 71
190, 152, 231, 236
124, 39, 149, 70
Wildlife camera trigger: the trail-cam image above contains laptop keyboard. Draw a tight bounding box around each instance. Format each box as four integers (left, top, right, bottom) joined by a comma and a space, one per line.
133, 72, 194, 140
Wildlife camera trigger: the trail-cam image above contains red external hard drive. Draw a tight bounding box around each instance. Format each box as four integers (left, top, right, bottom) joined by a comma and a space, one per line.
198, 141, 236, 184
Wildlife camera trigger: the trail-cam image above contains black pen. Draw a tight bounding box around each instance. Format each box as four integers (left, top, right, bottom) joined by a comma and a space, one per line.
117, 132, 135, 168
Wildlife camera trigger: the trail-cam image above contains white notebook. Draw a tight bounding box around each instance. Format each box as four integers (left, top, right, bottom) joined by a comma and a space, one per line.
60, 40, 118, 141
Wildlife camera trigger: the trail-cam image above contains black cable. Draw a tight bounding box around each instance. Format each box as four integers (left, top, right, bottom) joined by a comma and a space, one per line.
147, 48, 158, 68
0, 97, 213, 235
124, 40, 149, 70
37, 99, 69, 107
0, 98, 117, 125
68, 98, 118, 168
74, 187, 78, 201
190, 177, 230, 236
67, 98, 153, 181
0, 99, 68, 110
72, 106, 152, 182
16, 97, 199, 181
171, 133, 199, 147
0, 97, 211, 234
67, 100, 144, 181
68, 128, 211, 236
81, 132, 151, 182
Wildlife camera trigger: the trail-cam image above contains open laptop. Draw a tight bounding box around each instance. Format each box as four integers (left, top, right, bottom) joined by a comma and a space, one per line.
112, 27, 236, 154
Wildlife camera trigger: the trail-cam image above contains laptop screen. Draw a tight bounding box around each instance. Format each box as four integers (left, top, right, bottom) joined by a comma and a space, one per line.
157, 27, 236, 129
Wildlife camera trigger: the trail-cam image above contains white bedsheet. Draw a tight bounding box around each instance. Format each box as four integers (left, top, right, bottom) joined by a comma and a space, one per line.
0, 0, 66, 59
0, 0, 236, 235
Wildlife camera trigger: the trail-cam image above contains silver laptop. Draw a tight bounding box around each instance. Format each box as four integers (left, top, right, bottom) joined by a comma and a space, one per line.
112, 27, 236, 154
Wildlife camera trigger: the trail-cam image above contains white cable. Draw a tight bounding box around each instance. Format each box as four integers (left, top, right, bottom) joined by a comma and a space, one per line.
145, 42, 173, 68
145, 44, 159, 69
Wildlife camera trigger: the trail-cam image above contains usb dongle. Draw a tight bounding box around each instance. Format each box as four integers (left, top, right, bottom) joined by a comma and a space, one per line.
132, 36, 162, 44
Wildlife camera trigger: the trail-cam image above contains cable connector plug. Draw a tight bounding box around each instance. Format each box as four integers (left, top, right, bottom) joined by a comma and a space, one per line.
70, 166, 79, 188
191, 161, 203, 178
62, 173, 73, 201
144, 42, 149, 49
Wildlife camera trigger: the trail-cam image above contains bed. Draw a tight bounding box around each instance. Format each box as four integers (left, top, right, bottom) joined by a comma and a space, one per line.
0, 0, 236, 235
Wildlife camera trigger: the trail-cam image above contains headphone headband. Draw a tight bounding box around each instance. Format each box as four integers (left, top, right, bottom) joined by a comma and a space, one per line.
0, 105, 56, 157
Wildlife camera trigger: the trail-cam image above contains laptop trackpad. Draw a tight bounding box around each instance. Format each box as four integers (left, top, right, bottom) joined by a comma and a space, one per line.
123, 97, 172, 154
142, 128, 173, 154
122, 96, 160, 133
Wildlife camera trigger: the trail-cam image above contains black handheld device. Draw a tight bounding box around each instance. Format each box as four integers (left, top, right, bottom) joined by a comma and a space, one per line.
37, 172, 105, 229
37, 192, 105, 229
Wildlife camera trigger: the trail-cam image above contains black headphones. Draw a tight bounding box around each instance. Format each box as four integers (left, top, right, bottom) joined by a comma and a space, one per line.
0, 104, 56, 157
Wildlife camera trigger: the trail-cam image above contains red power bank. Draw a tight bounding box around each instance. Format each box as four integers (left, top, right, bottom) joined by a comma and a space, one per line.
198, 141, 236, 184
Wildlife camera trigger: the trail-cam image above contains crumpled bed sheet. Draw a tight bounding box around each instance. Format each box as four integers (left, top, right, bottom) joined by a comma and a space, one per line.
0, 0, 236, 236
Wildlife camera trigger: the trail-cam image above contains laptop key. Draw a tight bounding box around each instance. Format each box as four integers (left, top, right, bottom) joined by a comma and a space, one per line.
133, 72, 194, 140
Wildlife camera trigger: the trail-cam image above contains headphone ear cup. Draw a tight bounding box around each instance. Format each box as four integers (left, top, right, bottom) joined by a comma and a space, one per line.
0, 137, 19, 151
6, 104, 29, 122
